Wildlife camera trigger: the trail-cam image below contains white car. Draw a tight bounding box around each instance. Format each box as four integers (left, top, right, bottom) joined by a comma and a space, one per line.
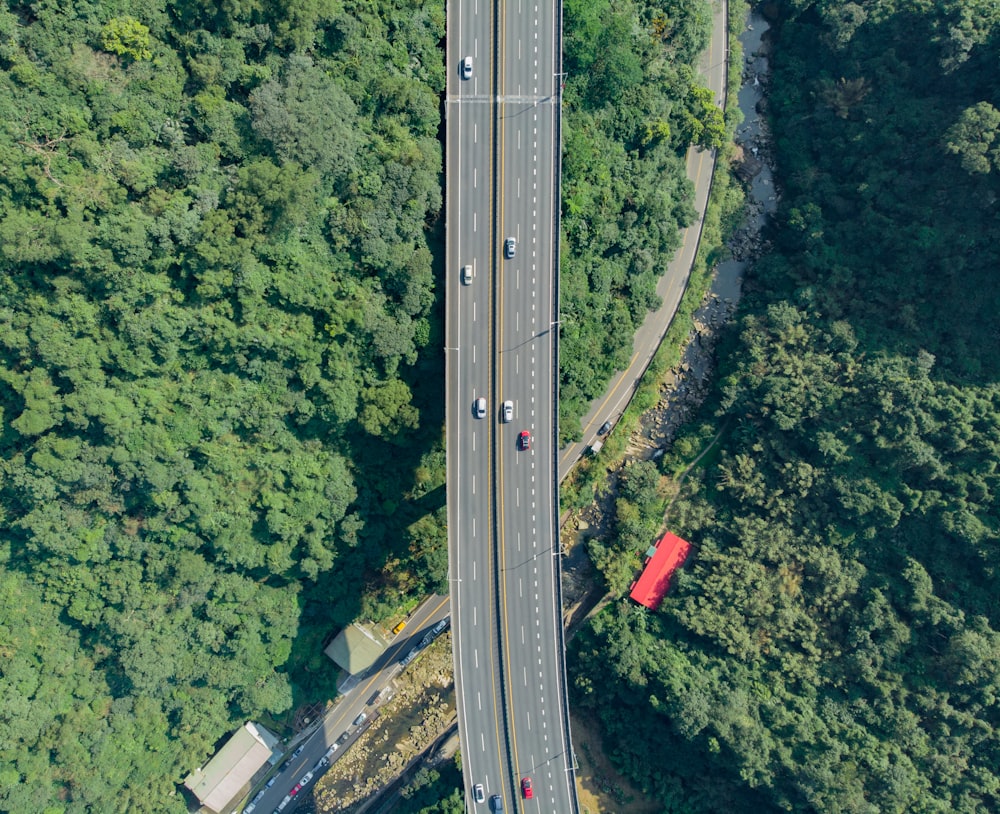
462, 56, 473, 79
502, 400, 513, 423
462, 264, 473, 285
504, 236, 516, 258
474, 397, 487, 418
473, 784, 486, 804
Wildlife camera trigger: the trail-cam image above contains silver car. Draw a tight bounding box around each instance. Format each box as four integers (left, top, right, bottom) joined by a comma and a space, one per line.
474, 397, 487, 418
462, 264, 473, 285
502, 400, 513, 423
462, 56, 473, 79
504, 236, 516, 258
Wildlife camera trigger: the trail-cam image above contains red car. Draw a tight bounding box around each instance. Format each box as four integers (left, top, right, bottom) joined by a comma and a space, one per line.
518, 430, 531, 451
521, 776, 533, 799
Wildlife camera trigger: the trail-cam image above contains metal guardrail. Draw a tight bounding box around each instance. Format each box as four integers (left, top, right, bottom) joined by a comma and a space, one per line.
551, 0, 579, 809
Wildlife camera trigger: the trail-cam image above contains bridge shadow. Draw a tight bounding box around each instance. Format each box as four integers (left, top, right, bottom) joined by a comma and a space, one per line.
409, 482, 446, 516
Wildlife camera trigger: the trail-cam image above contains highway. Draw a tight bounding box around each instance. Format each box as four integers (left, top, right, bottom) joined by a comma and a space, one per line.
446, 0, 578, 810
447, 0, 728, 810
243, 0, 724, 810
494, 1, 578, 812
445, 0, 511, 811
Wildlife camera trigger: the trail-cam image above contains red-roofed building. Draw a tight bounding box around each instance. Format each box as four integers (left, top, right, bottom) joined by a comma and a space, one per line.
629, 532, 692, 610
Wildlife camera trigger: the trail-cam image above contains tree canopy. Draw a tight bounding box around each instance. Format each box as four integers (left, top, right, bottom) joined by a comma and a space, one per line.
0, 0, 447, 810
558, 0, 714, 441
572, 1, 1000, 811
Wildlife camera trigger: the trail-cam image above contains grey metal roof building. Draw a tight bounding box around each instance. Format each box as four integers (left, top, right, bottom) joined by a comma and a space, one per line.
183, 721, 278, 812
323, 623, 385, 675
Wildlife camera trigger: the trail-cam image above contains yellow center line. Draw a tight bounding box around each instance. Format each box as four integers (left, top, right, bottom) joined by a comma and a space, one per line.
490, 3, 512, 810
494, 5, 528, 811
559, 352, 638, 463
495, 10, 526, 812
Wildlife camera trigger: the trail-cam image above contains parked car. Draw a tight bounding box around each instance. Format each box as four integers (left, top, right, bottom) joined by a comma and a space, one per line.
353, 712, 367, 727
598, 420, 613, 435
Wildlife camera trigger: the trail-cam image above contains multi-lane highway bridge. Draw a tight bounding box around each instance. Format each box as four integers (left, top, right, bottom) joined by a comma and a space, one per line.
444, 0, 578, 811
246, 1, 727, 811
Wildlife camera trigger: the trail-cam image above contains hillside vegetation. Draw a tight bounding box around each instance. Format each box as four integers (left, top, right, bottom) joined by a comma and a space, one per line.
0, 0, 725, 807
557, 0, 723, 441
572, 1, 1000, 812
0, 1, 447, 810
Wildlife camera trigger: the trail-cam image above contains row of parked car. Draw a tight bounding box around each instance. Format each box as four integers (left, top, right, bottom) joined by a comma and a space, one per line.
399, 615, 451, 668
242, 617, 451, 814
242, 738, 344, 814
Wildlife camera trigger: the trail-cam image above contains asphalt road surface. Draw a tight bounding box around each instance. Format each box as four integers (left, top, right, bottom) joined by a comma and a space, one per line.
247, 597, 450, 814
445, 0, 578, 811
445, 0, 513, 811
448, 0, 729, 811
494, 1, 578, 812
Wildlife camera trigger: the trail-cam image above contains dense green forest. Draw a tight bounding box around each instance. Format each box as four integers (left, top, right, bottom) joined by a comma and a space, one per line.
557, 0, 722, 442
0, 0, 449, 810
394, 759, 464, 814
0, 0, 726, 806
573, 0, 1000, 811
